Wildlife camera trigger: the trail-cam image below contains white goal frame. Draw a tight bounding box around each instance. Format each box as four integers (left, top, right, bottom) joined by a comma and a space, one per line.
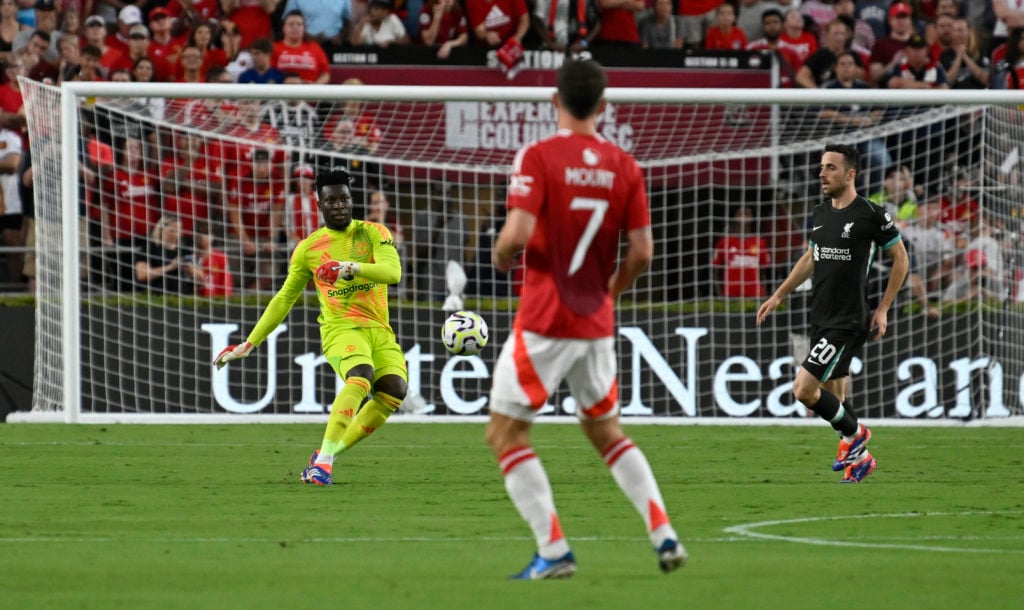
12, 81, 1024, 424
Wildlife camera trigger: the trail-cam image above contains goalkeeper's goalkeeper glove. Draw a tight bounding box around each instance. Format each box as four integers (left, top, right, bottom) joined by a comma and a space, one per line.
213, 341, 254, 370
315, 260, 361, 284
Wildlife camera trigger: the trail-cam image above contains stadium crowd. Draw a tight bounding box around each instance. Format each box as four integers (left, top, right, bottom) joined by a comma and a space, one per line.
0, 0, 1021, 303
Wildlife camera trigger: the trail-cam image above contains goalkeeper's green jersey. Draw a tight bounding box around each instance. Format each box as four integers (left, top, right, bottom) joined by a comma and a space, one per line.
246, 219, 401, 348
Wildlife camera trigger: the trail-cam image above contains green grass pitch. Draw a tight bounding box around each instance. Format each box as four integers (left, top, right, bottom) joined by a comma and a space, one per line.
1, 423, 1022, 609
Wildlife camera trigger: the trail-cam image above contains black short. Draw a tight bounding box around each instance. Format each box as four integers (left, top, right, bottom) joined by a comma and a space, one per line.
0, 214, 23, 231
801, 325, 869, 382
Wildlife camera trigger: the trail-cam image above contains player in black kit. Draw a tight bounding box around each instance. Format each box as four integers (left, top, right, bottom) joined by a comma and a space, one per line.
756, 144, 908, 482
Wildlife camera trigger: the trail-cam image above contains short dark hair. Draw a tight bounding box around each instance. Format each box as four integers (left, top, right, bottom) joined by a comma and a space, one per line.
556, 59, 606, 120
249, 37, 273, 54
824, 143, 860, 173
316, 167, 353, 193
834, 50, 861, 68
205, 66, 227, 82
762, 8, 784, 21
80, 44, 102, 59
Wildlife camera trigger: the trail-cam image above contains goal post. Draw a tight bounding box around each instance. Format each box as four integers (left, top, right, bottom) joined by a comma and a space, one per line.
12, 78, 1024, 423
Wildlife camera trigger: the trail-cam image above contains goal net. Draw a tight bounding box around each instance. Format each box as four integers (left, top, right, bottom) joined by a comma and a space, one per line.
15, 80, 1024, 423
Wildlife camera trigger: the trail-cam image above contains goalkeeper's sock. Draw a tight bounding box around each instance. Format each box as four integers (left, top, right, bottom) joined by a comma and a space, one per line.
337, 391, 401, 453
603, 437, 678, 549
317, 376, 371, 466
500, 446, 571, 560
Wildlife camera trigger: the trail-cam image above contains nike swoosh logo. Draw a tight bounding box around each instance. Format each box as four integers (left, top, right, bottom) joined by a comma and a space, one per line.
813, 225, 824, 231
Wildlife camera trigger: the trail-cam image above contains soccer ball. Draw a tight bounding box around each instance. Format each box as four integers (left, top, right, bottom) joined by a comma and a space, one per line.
441, 310, 489, 356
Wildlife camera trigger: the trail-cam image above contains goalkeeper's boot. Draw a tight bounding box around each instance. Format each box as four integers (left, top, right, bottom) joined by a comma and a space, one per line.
509, 551, 577, 580
841, 452, 877, 483
300, 450, 333, 486
833, 424, 871, 471
656, 539, 688, 573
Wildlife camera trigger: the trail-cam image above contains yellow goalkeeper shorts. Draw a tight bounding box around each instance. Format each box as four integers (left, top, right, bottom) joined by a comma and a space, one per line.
324, 326, 408, 381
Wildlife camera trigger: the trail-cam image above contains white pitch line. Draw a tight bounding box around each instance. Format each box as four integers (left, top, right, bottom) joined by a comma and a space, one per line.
724, 511, 1024, 555
0, 534, 751, 545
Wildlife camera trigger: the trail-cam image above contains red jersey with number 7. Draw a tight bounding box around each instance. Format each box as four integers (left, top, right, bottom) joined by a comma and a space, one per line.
507, 129, 650, 339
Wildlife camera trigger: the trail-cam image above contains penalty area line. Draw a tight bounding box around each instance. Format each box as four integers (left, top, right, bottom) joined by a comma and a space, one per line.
724, 511, 1024, 555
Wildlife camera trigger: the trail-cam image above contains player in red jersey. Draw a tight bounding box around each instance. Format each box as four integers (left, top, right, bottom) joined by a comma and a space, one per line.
487, 59, 686, 580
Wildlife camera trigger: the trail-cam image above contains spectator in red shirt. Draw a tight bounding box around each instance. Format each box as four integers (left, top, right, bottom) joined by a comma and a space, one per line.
0, 55, 25, 120
679, 0, 723, 49
285, 163, 318, 246
175, 20, 228, 80
713, 206, 771, 298
82, 14, 123, 78
160, 132, 224, 235
418, 0, 469, 58
103, 135, 158, 290
226, 147, 284, 292
108, 24, 173, 81
273, 11, 330, 84
174, 44, 205, 82
224, 98, 283, 178
465, 0, 529, 47
193, 221, 233, 297
337, 77, 384, 152
593, 0, 642, 47
221, 0, 277, 51
106, 5, 142, 56
704, 2, 747, 50
778, 8, 817, 70
147, 7, 186, 69
164, 0, 223, 32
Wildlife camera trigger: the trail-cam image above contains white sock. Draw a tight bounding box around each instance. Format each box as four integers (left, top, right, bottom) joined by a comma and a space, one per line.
500, 446, 570, 559
842, 423, 862, 443
603, 437, 678, 549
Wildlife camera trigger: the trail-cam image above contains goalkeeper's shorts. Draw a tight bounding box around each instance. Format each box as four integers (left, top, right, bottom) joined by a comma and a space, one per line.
325, 326, 408, 381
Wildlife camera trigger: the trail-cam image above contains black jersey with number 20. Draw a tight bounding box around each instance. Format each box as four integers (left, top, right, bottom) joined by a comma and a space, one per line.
808, 195, 902, 331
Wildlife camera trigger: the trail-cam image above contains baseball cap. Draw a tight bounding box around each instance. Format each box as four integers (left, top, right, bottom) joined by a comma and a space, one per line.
906, 33, 927, 48
889, 2, 911, 17
34, 0, 55, 11
84, 14, 106, 27
119, 4, 142, 25
966, 249, 987, 269
293, 165, 315, 178
129, 23, 149, 38
149, 7, 170, 20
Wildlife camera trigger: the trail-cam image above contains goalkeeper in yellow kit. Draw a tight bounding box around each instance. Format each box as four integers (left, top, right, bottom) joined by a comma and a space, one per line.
214, 167, 407, 485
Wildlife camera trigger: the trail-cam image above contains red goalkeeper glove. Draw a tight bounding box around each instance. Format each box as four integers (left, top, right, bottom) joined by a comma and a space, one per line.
315, 260, 360, 284
213, 341, 254, 370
